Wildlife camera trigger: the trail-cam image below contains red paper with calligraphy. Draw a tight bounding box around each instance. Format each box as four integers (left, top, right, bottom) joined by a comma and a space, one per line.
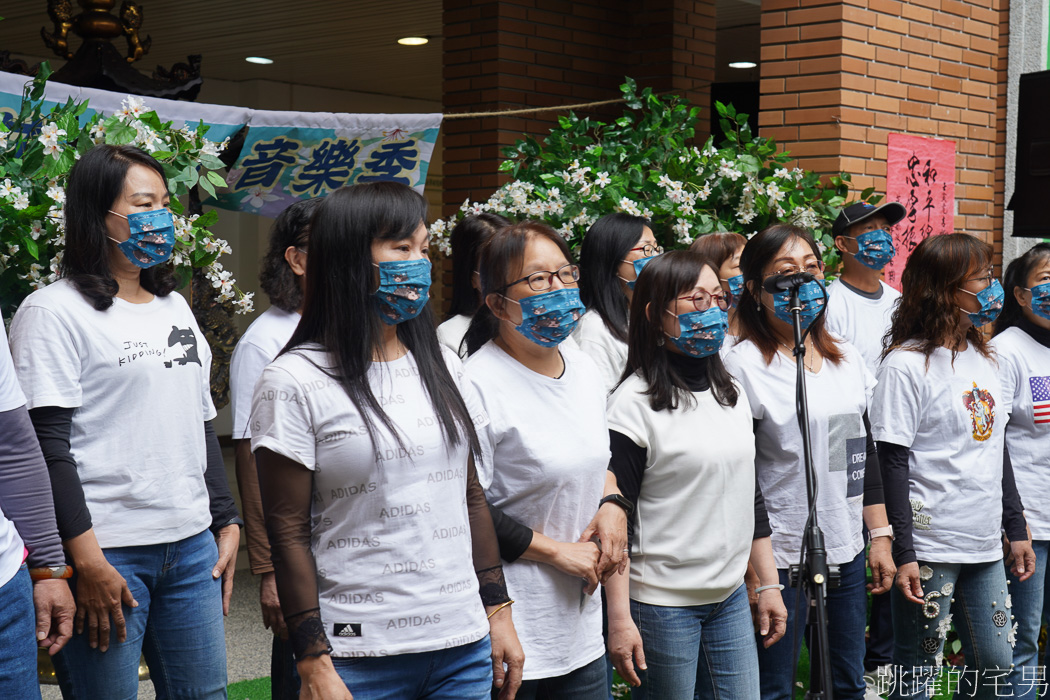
883, 134, 956, 289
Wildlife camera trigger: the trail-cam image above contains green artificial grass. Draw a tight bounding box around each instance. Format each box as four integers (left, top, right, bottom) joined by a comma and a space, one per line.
227, 676, 272, 700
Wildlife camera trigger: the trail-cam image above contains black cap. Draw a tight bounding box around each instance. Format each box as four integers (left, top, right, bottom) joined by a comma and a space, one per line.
832, 201, 907, 238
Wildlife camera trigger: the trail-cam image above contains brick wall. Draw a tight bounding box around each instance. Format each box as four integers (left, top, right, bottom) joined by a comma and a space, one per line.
759, 0, 1008, 263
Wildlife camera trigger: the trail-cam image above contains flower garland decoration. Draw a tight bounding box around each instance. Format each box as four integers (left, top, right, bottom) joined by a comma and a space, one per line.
431, 78, 881, 263
0, 63, 251, 320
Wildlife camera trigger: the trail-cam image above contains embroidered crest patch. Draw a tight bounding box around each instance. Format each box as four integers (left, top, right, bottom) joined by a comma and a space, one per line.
962, 381, 995, 442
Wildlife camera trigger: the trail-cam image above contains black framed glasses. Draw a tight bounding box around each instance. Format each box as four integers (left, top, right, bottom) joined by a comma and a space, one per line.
501, 263, 580, 292
764, 261, 825, 279
628, 243, 664, 258
675, 290, 728, 313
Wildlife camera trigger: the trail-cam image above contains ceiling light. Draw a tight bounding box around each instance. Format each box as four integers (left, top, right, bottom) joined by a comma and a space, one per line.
245, 56, 273, 65
397, 36, 429, 46
728, 61, 757, 69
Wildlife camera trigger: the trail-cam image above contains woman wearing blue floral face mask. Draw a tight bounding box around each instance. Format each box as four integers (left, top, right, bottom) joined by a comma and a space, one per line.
604, 251, 787, 699
8, 144, 241, 699
723, 223, 895, 700
689, 231, 747, 343
463, 221, 628, 699
990, 242, 1050, 696
872, 233, 1034, 700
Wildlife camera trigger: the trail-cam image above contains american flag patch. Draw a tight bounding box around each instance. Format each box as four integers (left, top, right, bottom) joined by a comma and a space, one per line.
1031, 376, 1050, 425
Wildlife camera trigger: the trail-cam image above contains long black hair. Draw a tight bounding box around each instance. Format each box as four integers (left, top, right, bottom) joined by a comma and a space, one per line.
579, 213, 651, 343
446, 213, 510, 319
463, 220, 575, 356
283, 181, 479, 458
994, 242, 1050, 337
735, 223, 844, 366
259, 197, 321, 313
624, 251, 738, 411
62, 144, 177, 310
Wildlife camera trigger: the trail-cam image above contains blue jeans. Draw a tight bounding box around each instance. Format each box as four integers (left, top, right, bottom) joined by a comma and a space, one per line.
0, 566, 42, 700
54, 529, 227, 700
1007, 540, 1050, 698
332, 636, 491, 699
629, 583, 759, 700
889, 559, 1014, 700
758, 549, 868, 700
512, 656, 607, 700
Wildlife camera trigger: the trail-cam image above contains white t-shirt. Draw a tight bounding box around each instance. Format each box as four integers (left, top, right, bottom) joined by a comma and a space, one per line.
994, 328, 1050, 538
229, 305, 300, 439
825, 279, 900, 377
724, 339, 874, 569
8, 279, 215, 549
0, 330, 27, 588
436, 314, 472, 359
871, 344, 1008, 563
606, 371, 755, 606
250, 345, 490, 657
573, 310, 628, 394
465, 341, 609, 680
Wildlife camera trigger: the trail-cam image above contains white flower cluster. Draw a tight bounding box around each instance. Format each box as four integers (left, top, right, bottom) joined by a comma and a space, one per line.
0, 178, 29, 210
38, 122, 67, 158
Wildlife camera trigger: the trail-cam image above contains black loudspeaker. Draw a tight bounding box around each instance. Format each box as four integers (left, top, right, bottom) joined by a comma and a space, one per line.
1008, 69, 1050, 238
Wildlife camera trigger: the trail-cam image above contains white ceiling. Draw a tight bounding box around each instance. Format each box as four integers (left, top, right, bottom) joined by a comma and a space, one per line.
1, 0, 760, 101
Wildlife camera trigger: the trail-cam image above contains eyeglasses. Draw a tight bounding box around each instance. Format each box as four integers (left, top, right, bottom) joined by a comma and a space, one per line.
675, 290, 729, 313
764, 261, 825, 279
628, 243, 664, 258
501, 263, 580, 292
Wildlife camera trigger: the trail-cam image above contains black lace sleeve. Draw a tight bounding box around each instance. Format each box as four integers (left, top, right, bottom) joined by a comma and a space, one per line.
255, 447, 332, 660
466, 455, 511, 606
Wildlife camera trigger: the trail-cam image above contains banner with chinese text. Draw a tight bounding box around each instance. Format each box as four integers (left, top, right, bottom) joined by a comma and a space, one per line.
884, 133, 956, 289
0, 71, 441, 217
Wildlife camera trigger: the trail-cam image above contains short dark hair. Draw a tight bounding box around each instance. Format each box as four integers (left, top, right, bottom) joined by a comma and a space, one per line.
446, 213, 510, 319
624, 250, 738, 411
259, 197, 321, 313
579, 213, 651, 343
734, 223, 844, 366
62, 144, 176, 310
464, 220, 575, 356
689, 232, 747, 269
995, 242, 1050, 337
285, 181, 479, 459
885, 232, 994, 361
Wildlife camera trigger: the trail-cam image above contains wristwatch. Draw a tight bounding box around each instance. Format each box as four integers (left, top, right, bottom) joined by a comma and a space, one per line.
868, 525, 894, 541
599, 494, 634, 516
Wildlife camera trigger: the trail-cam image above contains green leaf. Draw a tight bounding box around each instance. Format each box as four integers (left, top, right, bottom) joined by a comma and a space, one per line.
205, 171, 226, 189
197, 176, 216, 199
22, 237, 38, 260
194, 210, 219, 228
106, 122, 137, 145
168, 198, 185, 215
151, 150, 175, 160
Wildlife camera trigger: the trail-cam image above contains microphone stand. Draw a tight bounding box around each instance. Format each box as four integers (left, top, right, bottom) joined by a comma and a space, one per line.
785, 282, 836, 700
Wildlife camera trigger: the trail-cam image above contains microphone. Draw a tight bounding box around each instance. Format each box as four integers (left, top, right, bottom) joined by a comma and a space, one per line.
762, 272, 815, 295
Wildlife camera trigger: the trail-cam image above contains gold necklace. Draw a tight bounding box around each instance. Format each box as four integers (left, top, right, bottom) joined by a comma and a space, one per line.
779, 339, 816, 372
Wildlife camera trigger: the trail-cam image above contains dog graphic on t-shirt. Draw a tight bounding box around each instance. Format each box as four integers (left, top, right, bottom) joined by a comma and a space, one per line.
163, 326, 202, 368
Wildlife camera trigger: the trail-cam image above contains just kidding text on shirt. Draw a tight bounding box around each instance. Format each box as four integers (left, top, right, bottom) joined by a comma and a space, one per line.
250, 344, 491, 657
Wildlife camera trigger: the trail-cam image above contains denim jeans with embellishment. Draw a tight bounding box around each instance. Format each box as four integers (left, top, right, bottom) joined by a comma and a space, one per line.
1007, 539, 1050, 698
53, 529, 228, 700
758, 548, 869, 700
888, 558, 1014, 700
628, 583, 759, 700
332, 636, 492, 700
0, 566, 42, 700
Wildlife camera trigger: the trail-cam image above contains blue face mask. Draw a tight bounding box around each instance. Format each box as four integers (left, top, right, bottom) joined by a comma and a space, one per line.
722, 274, 744, 308
771, 279, 827, 330
374, 258, 432, 325
960, 279, 1004, 328
622, 255, 659, 290
848, 228, 896, 270
1027, 282, 1050, 322
108, 209, 175, 268
506, 287, 585, 347
665, 307, 727, 358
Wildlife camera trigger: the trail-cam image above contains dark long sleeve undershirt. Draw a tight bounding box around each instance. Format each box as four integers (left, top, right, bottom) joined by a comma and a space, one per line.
203, 421, 242, 534
28, 406, 91, 541
878, 439, 1027, 566
862, 412, 884, 507
0, 406, 65, 568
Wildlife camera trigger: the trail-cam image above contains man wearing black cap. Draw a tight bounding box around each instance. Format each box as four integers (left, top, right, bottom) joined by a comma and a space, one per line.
826, 201, 907, 374
825, 200, 906, 698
